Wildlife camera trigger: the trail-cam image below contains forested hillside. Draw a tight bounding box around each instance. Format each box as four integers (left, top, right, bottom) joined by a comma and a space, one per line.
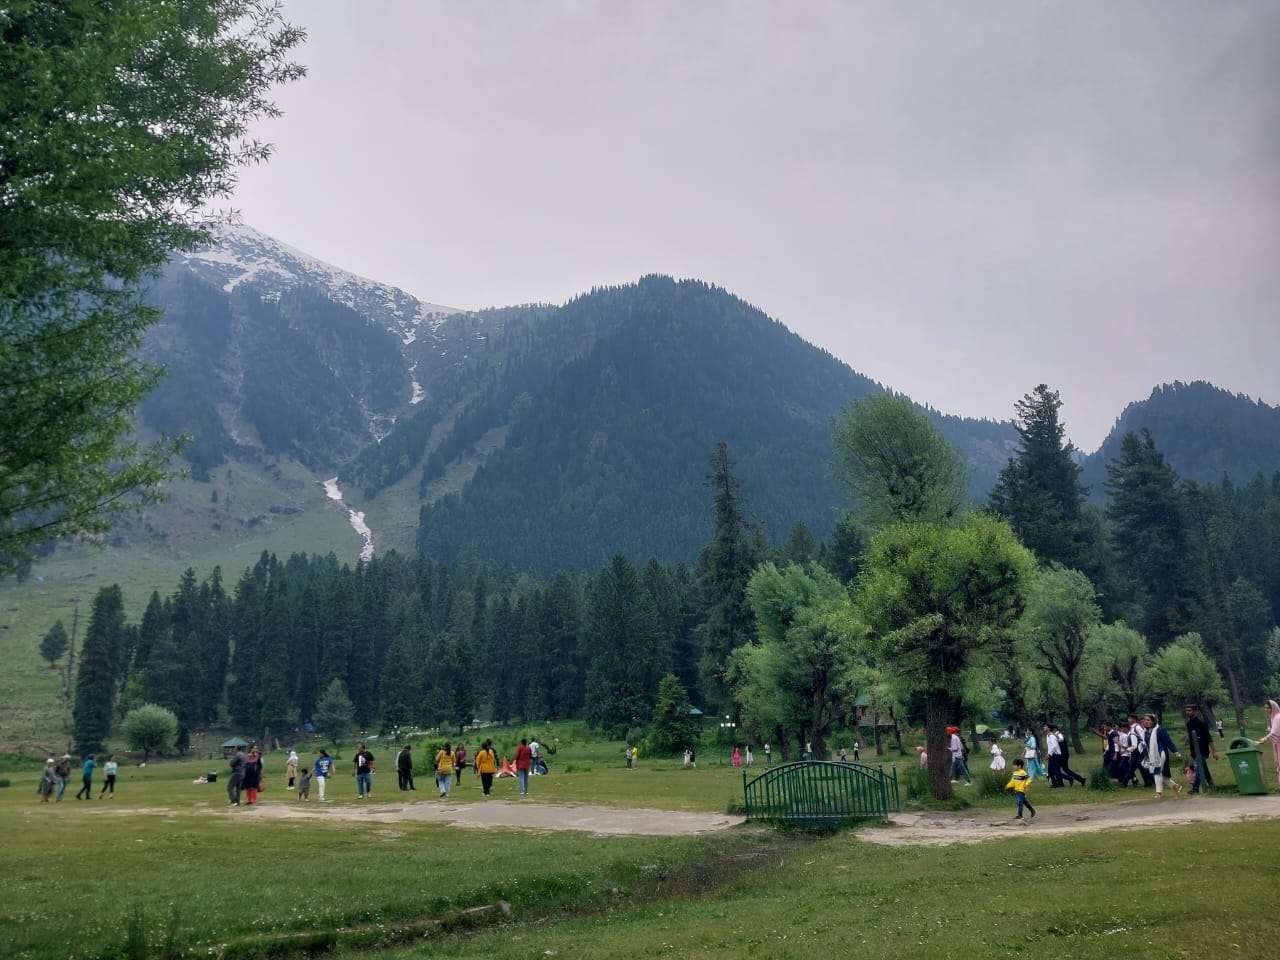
1081, 382, 1280, 495
361, 276, 1016, 570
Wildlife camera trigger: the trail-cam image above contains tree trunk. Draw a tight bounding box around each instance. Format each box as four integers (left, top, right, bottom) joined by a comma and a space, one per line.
872, 713, 884, 756
925, 688, 954, 801
1223, 660, 1247, 735
1065, 682, 1083, 753
890, 707, 905, 756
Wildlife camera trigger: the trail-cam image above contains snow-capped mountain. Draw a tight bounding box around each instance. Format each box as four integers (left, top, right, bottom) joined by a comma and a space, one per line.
179, 223, 462, 346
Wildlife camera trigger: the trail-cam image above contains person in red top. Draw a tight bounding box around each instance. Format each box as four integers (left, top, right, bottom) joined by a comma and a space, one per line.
453, 743, 467, 783
514, 738, 533, 797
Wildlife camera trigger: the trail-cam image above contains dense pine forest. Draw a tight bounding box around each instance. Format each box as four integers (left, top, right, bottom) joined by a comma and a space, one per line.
60, 394, 1280, 759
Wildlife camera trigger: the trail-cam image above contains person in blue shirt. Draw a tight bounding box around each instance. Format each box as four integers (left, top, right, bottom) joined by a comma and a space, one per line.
75, 755, 95, 799
314, 749, 333, 802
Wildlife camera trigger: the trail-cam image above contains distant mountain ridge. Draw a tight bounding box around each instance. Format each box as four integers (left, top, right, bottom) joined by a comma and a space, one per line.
125, 226, 1280, 570
1081, 381, 1280, 495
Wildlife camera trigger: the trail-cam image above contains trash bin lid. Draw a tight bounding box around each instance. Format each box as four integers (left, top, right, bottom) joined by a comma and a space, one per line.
1227, 737, 1256, 751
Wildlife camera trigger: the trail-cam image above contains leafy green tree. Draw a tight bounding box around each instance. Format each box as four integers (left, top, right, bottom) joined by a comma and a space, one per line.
833, 394, 967, 527
734, 562, 863, 756
123, 703, 179, 762
39, 620, 68, 667
990, 385, 1097, 570
1019, 566, 1101, 751
1105, 430, 1193, 644
697, 442, 759, 711
1267, 626, 1280, 695
1147, 633, 1228, 719
649, 674, 698, 754
72, 585, 126, 754
314, 678, 355, 745
1083, 622, 1150, 717
858, 515, 1035, 800
0, 0, 305, 575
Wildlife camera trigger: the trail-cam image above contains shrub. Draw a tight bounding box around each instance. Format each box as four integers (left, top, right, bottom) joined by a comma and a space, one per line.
0, 778, 11, 788
1088, 766, 1116, 791
974, 768, 1006, 799
903, 764, 931, 802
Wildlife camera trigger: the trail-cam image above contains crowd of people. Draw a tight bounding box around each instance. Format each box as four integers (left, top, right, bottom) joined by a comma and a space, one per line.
220, 735, 551, 806
37, 753, 117, 802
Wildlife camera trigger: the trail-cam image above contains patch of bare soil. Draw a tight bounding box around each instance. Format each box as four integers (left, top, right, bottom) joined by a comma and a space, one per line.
218, 799, 745, 836
859, 794, 1280, 846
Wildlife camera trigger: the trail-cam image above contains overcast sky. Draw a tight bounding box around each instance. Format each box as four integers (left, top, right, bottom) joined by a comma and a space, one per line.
230, 1, 1280, 449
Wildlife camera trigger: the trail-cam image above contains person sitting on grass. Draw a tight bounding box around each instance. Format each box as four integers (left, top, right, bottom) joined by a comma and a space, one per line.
1006, 758, 1036, 822
298, 765, 312, 801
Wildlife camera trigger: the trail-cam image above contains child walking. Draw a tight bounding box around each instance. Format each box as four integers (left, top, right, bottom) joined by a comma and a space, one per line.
298, 765, 312, 800
1006, 758, 1036, 821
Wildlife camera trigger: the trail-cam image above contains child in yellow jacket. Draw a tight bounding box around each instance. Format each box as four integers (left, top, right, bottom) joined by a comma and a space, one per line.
1006, 758, 1036, 821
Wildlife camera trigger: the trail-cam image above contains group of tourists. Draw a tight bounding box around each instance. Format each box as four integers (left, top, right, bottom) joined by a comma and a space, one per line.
223, 735, 549, 806
37, 753, 116, 802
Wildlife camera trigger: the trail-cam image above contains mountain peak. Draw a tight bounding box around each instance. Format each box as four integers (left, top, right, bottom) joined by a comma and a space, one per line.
178, 222, 462, 345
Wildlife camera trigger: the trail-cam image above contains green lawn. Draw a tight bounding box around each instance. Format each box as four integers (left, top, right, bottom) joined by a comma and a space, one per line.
3, 723, 1278, 960
349, 819, 1280, 960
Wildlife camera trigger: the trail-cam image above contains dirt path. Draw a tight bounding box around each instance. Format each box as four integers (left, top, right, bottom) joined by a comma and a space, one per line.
218, 799, 745, 836
859, 794, 1280, 846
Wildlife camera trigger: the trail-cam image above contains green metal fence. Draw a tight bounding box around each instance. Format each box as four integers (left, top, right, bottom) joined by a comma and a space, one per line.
742, 760, 899, 825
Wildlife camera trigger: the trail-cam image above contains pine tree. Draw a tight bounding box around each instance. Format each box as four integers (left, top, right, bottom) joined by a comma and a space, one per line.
541, 574, 584, 719
72, 585, 126, 754
379, 599, 424, 729
1105, 430, 1193, 645
649, 673, 697, 754
39, 620, 68, 667
990, 384, 1097, 570
314, 678, 354, 744
198, 568, 232, 724
820, 513, 865, 584
697, 442, 759, 711
584, 555, 661, 735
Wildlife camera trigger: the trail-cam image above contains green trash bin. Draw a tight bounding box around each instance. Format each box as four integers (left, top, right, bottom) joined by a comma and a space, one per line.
1226, 737, 1267, 796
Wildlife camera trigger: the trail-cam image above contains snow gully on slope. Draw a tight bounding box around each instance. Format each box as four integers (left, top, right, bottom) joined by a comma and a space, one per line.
322, 477, 374, 562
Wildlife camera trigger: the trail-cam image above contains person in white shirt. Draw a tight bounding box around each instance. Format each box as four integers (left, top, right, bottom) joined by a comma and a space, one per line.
1044, 724, 1063, 787
98, 755, 119, 798
989, 741, 1006, 771
947, 727, 971, 784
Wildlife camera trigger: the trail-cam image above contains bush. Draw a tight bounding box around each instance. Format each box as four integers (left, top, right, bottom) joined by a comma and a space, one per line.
0, 778, 11, 788
974, 768, 1006, 799
1088, 766, 1116, 791
903, 764, 930, 802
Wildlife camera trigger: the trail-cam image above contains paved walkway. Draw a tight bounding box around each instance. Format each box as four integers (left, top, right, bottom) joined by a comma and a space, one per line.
858, 794, 1280, 846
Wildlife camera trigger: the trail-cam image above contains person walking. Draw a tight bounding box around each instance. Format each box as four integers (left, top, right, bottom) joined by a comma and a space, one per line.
745, 745, 754, 767
1183, 705, 1217, 793
98, 754, 118, 797
454, 743, 467, 783
1044, 724, 1064, 787
435, 742, 455, 798
515, 738, 533, 797
989, 741, 1006, 772
75, 755, 95, 799
1141, 714, 1181, 797
286, 750, 299, 790
54, 755, 70, 801
852, 741, 861, 762
1022, 731, 1043, 781
1005, 758, 1036, 822
38, 759, 56, 803
1054, 726, 1086, 786
297, 765, 312, 801
763, 743, 771, 765
353, 742, 375, 799
475, 740, 498, 796
227, 746, 245, 806
242, 747, 262, 805
947, 726, 971, 784
731, 745, 742, 769
1129, 714, 1154, 788
1255, 700, 1280, 788
1114, 721, 1137, 787
314, 749, 333, 802
397, 745, 415, 791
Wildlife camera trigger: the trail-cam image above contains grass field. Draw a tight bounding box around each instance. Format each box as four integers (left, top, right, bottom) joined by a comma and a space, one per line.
2, 720, 1278, 960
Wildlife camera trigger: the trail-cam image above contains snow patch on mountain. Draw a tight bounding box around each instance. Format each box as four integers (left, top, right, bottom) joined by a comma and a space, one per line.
180, 223, 461, 344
